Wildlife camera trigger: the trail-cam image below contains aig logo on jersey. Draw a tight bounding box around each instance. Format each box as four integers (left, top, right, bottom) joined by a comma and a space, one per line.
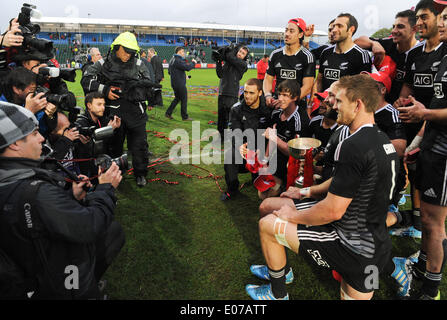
413, 73, 433, 88
324, 68, 340, 81
280, 69, 297, 80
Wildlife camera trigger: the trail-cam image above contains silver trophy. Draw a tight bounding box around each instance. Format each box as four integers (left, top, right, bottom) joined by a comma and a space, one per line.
287, 138, 321, 188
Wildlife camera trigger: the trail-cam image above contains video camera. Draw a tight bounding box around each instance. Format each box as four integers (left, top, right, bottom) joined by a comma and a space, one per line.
211, 43, 236, 63
211, 42, 248, 63
39, 67, 77, 82
16, 4, 53, 57
34, 86, 80, 114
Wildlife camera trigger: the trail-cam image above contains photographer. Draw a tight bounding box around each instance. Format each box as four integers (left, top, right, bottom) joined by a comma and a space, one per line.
14, 48, 78, 123
0, 101, 125, 299
0, 67, 57, 138
75, 92, 121, 179
47, 112, 81, 177
81, 32, 155, 187
214, 44, 249, 142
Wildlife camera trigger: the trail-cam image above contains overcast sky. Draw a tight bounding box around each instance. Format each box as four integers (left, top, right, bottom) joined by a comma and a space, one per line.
3, 0, 417, 38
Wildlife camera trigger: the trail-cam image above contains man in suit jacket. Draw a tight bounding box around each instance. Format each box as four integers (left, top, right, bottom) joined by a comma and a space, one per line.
148, 48, 165, 107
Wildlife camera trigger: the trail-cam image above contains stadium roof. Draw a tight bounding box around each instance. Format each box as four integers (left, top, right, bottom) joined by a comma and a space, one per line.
32, 16, 328, 37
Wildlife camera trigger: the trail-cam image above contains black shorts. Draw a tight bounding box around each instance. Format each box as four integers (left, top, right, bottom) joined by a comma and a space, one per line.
292, 199, 390, 293
415, 150, 447, 207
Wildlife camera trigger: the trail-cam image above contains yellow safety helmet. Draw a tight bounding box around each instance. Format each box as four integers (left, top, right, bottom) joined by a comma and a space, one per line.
111, 32, 140, 54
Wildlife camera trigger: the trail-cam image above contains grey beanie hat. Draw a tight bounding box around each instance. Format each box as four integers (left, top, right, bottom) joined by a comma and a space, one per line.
0, 101, 39, 149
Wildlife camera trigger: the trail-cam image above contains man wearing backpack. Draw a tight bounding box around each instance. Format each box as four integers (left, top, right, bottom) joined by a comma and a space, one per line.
0, 101, 125, 299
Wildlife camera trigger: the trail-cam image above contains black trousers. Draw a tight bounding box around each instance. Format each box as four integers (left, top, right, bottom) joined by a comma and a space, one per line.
148, 84, 163, 107
218, 95, 238, 140
95, 221, 125, 282
224, 146, 257, 193
109, 121, 149, 178
166, 85, 188, 119
154, 84, 163, 106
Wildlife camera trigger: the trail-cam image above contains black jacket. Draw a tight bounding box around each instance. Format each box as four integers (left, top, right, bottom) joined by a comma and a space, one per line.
217, 50, 248, 98
81, 61, 94, 75
74, 111, 110, 158
0, 157, 117, 299
80, 53, 153, 127
228, 95, 272, 148
150, 55, 164, 83
142, 58, 155, 83
168, 54, 195, 88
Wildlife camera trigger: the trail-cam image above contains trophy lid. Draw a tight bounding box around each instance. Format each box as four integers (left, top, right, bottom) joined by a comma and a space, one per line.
288, 138, 321, 159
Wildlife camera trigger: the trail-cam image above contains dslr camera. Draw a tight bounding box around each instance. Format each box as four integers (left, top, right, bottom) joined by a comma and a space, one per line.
16, 3, 53, 57
39, 67, 77, 82
123, 79, 162, 103
34, 86, 80, 114
72, 121, 129, 172
95, 154, 129, 172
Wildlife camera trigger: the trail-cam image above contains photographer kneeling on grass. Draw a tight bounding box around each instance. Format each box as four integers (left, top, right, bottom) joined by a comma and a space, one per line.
75, 92, 121, 181
0, 101, 125, 299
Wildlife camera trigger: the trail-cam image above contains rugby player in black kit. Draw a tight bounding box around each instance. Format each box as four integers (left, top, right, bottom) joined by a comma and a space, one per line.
263, 18, 316, 111
246, 74, 399, 300
393, 0, 447, 300
317, 13, 372, 92
355, 9, 422, 105
394, 0, 447, 236
262, 80, 311, 197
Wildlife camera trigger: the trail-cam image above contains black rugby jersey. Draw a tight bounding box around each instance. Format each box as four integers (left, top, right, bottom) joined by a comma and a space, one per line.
320, 125, 350, 182
423, 54, 447, 156
374, 104, 406, 141
267, 46, 316, 91
268, 106, 311, 182
319, 44, 372, 90
370, 37, 424, 104
310, 44, 330, 63
329, 125, 398, 259
309, 115, 338, 148
404, 41, 447, 109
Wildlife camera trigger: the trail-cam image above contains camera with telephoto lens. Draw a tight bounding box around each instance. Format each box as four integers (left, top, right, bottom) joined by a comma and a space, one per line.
38, 67, 77, 82
16, 4, 54, 57
70, 123, 96, 137
34, 86, 80, 113
95, 154, 128, 172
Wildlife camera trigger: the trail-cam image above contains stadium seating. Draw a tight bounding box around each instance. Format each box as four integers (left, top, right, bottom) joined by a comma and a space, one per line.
41, 32, 278, 66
